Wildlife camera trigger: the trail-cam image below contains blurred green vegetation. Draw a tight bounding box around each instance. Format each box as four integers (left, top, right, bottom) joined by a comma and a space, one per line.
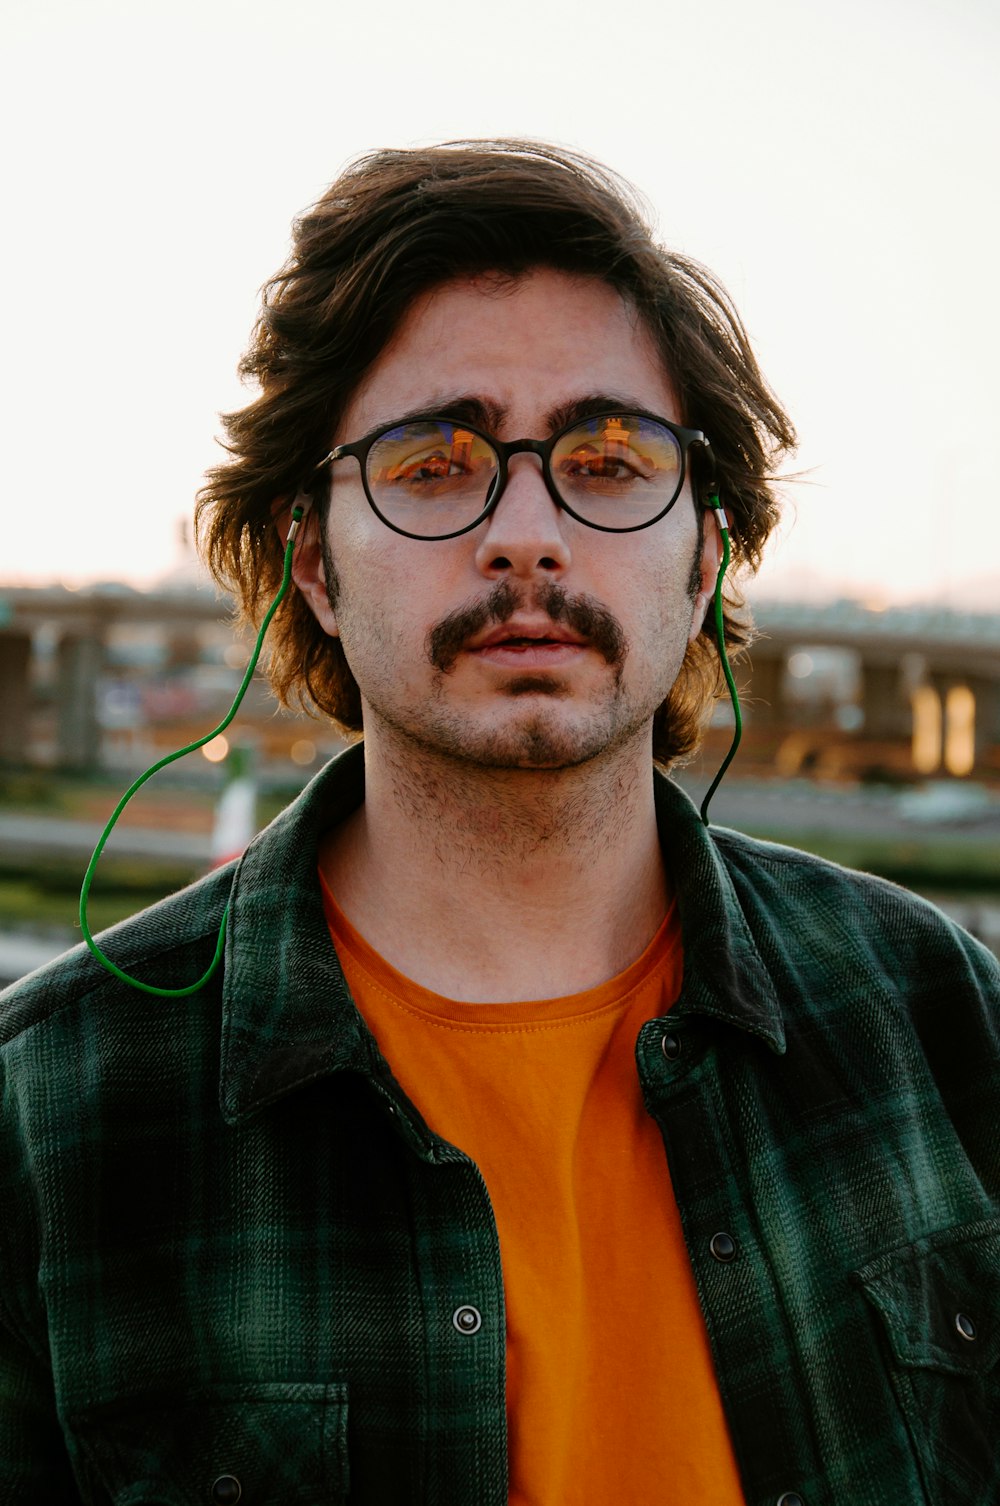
0, 862, 197, 936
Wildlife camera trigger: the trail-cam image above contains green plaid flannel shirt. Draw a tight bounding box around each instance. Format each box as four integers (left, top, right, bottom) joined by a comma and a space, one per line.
1, 743, 998, 1505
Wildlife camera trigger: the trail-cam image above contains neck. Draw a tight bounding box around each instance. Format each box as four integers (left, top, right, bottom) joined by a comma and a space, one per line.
320, 723, 670, 1002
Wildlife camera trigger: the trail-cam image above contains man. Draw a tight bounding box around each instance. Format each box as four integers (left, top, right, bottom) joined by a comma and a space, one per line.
1, 142, 997, 1506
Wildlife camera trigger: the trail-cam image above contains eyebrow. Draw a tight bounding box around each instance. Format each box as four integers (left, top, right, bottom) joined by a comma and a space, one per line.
544, 393, 668, 434
370, 392, 670, 438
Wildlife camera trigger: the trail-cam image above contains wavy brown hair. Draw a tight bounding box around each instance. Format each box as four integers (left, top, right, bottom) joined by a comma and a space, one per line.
196, 140, 795, 765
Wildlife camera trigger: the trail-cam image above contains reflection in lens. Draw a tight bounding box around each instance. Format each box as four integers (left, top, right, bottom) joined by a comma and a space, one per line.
368, 421, 497, 535
553, 415, 681, 528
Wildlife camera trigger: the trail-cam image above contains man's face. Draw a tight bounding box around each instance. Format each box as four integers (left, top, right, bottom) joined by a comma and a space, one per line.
294, 268, 717, 770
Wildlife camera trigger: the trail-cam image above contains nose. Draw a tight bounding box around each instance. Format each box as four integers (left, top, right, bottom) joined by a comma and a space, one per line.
473, 453, 572, 581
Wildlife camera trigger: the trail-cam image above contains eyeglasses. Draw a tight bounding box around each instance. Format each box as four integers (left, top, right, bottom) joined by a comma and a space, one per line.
319, 410, 711, 540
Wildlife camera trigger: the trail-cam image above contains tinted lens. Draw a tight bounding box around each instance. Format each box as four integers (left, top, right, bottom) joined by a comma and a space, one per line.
551, 414, 683, 528
366, 420, 498, 536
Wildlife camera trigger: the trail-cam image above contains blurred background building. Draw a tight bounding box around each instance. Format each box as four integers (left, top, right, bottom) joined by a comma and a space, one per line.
3, 582, 999, 784
2, 562, 999, 985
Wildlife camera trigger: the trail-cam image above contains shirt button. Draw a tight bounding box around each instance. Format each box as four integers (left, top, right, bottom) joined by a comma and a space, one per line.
660, 1031, 682, 1061
709, 1231, 737, 1262
212, 1477, 242, 1505
453, 1304, 483, 1334
955, 1312, 977, 1340
776, 1494, 804, 1506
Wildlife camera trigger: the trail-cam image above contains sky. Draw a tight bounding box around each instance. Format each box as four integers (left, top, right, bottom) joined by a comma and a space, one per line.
3, 0, 998, 608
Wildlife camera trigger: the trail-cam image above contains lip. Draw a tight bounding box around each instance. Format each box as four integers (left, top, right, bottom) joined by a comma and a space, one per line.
471, 641, 589, 669
464, 618, 590, 669
467, 618, 589, 652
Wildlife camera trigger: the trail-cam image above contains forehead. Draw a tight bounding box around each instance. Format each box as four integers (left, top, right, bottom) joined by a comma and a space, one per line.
339, 268, 679, 439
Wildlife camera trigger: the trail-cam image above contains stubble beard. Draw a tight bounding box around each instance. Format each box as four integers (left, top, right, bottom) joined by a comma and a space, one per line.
321, 529, 704, 773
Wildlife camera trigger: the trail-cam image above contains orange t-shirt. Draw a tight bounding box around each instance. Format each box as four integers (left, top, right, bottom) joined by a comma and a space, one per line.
321, 877, 745, 1505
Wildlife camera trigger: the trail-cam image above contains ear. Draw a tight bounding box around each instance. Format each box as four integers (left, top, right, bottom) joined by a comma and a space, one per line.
274, 497, 339, 638
688, 508, 724, 643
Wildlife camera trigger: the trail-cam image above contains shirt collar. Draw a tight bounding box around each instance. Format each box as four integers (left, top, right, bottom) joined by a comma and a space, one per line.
219, 745, 784, 1124
219, 742, 372, 1124
653, 775, 785, 1055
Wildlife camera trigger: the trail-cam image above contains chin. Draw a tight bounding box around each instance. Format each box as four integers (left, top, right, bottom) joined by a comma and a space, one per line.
428, 704, 646, 772
370, 682, 659, 772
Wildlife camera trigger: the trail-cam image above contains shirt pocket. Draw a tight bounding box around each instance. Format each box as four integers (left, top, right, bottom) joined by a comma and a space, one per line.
854, 1218, 1000, 1506
66, 1380, 349, 1506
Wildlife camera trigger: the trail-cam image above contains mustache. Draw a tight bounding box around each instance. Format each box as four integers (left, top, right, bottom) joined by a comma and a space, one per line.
427, 580, 628, 673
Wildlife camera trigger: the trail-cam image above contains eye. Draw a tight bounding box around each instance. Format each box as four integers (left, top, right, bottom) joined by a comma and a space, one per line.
558, 444, 657, 489
553, 415, 680, 499
560, 450, 654, 482
390, 450, 470, 483
369, 423, 487, 495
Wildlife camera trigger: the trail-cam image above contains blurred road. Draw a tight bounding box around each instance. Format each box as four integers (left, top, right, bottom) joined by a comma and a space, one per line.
3, 783, 999, 986
0, 813, 211, 864
677, 775, 1000, 844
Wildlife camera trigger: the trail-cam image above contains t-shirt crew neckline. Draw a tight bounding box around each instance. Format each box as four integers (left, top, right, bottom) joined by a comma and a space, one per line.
318, 867, 680, 1029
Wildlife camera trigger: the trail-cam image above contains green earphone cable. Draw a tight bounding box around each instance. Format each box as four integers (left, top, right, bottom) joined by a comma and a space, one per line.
79, 506, 304, 997
699, 506, 743, 826
82, 490, 737, 990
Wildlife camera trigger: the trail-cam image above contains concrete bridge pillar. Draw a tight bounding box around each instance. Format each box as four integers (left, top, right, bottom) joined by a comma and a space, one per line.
965, 674, 1000, 761
165, 630, 203, 670
0, 631, 32, 766
56, 631, 104, 771
744, 646, 785, 724
860, 659, 911, 740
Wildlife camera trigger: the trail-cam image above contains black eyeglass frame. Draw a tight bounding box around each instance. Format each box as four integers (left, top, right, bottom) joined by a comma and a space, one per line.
317, 410, 714, 540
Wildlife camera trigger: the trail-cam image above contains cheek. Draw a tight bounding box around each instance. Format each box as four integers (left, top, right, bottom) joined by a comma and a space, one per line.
328, 497, 396, 609
621, 544, 703, 679
629, 535, 700, 622
327, 526, 442, 677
